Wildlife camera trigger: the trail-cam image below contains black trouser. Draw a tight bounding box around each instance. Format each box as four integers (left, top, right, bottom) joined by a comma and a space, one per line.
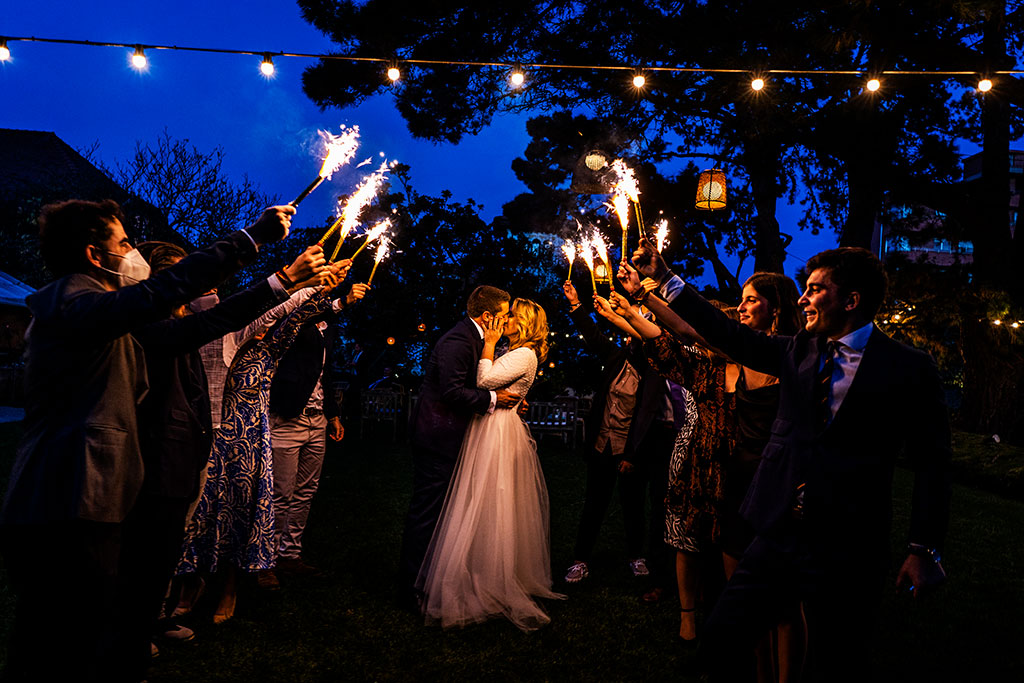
2, 520, 121, 683
699, 530, 884, 682
624, 422, 676, 590
572, 443, 646, 563
116, 492, 192, 682
398, 443, 459, 602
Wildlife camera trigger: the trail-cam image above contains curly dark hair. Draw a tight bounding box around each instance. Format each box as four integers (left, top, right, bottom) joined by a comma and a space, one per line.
38, 199, 126, 277
805, 247, 889, 321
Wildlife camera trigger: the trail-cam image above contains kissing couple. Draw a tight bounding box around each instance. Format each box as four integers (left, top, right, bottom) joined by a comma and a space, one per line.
398, 285, 565, 631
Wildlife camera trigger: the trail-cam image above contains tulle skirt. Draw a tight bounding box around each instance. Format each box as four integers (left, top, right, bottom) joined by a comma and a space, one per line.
416, 409, 565, 631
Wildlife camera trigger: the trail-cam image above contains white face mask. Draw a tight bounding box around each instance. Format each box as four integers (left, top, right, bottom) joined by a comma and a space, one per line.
99, 248, 152, 287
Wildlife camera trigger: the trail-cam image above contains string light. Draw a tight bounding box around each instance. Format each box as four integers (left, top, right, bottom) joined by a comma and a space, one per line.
387, 66, 401, 82
865, 78, 881, 92
0, 39, 10, 62
632, 74, 646, 88
978, 78, 993, 92
751, 77, 765, 91
260, 54, 275, 77
130, 45, 147, 70
509, 69, 526, 88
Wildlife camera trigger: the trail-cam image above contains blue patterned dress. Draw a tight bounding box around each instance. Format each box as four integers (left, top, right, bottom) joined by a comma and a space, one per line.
178, 289, 333, 573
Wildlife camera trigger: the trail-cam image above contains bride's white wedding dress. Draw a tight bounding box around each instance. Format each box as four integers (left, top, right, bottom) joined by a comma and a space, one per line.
416, 346, 565, 631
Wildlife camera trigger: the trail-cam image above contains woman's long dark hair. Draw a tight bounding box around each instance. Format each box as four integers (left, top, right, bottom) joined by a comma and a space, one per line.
742, 272, 802, 336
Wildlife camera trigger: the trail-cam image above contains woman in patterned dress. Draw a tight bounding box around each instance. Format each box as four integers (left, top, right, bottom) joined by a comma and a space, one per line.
177, 282, 341, 623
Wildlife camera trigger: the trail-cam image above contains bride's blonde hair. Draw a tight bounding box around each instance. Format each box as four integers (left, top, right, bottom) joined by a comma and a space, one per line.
508, 298, 549, 363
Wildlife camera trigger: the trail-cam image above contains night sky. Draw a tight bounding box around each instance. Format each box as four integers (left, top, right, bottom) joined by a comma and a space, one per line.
2, 1, 839, 285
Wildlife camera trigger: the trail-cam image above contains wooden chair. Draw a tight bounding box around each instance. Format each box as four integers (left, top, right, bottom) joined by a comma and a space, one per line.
524, 397, 579, 448
360, 388, 405, 441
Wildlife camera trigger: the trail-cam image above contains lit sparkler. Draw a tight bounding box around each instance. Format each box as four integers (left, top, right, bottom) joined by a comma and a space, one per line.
323, 160, 392, 260
349, 218, 392, 259
561, 241, 576, 279
291, 126, 361, 207
590, 231, 612, 282
654, 219, 670, 253
367, 236, 392, 285
578, 239, 597, 291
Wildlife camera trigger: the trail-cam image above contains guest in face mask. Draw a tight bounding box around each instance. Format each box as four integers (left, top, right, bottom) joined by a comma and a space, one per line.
0, 198, 304, 683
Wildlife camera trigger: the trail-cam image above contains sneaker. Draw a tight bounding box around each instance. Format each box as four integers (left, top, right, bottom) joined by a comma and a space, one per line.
277, 557, 325, 578
157, 622, 195, 643
564, 561, 589, 583
256, 570, 281, 591
629, 558, 650, 577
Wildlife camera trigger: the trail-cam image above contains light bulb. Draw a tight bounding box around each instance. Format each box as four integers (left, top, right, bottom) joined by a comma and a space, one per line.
260, 55, 275, 77
387, 67, 401, 82
131, 46, 148, 70
866, 78, 881, 92
978, 78, 993, 92
0, 40, 10, 62
509, 70, 525, 88
751, 77, 765, 91
632, 74, 646, 88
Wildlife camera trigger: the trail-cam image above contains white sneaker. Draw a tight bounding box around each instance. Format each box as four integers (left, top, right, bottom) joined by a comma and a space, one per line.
564, 561, 589, 583
629, 558, 650, 577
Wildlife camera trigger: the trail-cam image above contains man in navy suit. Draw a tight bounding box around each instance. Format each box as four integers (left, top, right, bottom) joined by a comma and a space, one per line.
398, 285, 522, 608
621, 245, 951, 681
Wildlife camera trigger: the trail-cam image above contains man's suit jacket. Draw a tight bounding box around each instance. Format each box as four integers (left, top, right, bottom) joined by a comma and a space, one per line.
1, 230, 259, 526
134, 278, 287, 500
409, 317, 491, 460
269, 315, 341, 420
668, 284, 951, 565
570, 305, 671, 462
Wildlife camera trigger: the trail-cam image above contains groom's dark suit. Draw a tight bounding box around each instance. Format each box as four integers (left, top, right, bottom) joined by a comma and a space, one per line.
666, 283, 951, 680
399, 317, 492, 601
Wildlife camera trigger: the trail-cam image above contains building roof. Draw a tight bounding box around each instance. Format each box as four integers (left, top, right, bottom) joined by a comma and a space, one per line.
0, 271, 34, 308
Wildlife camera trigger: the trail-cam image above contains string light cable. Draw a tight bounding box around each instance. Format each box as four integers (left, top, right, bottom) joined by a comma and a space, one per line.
1, 34, 1021, 83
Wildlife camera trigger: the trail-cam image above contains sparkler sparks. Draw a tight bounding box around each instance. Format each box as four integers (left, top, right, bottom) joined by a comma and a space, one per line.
654, 219, 670, 252
327, 160, 392, 261
350, 218, 393, 259
561, 242, 576, 279
291, 125, 361, 207
368, 236, 392, 285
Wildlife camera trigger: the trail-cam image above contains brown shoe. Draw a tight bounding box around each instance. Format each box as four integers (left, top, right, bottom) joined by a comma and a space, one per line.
277, 557, 325, 578
256, 570, 281, 591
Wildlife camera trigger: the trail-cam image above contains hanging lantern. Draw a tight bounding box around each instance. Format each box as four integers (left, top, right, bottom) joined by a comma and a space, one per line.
695, 169, 727, 211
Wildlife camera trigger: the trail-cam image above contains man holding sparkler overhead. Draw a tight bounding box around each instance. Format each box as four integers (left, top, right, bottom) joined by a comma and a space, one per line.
0, 199, 306, 683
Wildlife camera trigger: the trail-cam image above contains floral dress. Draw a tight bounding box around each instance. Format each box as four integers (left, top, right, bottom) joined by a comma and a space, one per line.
646, 332, 736, 553
178, 289, 333, 573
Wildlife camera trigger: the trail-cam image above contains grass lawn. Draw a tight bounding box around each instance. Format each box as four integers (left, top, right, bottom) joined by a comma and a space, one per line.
1, 422, 1023, 681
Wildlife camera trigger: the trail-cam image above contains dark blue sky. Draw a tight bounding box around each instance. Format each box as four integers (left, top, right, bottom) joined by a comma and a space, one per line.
2, 1, 839, 285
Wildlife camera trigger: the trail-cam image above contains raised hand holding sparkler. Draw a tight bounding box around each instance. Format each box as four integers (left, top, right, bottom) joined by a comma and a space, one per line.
291, 126, 360, 207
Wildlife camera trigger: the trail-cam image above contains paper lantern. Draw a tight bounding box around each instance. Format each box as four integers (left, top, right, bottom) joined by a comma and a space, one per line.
696, 169, 727, 211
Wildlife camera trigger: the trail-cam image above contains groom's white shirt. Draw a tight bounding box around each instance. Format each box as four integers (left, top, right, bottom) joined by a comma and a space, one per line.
470, 318, 498, 414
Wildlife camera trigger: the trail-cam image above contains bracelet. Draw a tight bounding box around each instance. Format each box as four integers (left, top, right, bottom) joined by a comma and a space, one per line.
634, 289, 651, 305
275, 268, 295, 289
569, 302, 582, 311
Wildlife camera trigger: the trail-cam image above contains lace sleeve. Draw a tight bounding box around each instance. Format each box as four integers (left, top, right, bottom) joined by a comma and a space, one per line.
477, 347, 537, 390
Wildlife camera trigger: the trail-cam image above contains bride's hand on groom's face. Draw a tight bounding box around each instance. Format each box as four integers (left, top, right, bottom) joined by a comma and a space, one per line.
483, 315, 504, 345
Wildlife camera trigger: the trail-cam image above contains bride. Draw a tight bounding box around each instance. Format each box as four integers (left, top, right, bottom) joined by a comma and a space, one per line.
416, 298, 565, 631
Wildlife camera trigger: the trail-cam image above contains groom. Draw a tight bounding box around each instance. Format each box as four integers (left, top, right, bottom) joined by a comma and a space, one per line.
398, 285, 522, 608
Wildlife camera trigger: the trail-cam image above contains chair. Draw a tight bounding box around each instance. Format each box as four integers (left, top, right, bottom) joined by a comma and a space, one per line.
524, 397, 579, 448
360, 388, 405, 441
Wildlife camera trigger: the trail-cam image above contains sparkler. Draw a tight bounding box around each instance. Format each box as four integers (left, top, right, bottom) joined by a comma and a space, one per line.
590, 231, 612, 284
561, 241, 576, 279
367, 236, 392, 285
609, 159, 640, 258
654, 219, 670, 252
578, 239, 597, 291
349, 218, 392, 259
291, 126, 360, 207
323, 160, 392, 260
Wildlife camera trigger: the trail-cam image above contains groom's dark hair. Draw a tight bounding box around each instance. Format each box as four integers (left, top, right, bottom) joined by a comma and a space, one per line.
467, 285, 511, 317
